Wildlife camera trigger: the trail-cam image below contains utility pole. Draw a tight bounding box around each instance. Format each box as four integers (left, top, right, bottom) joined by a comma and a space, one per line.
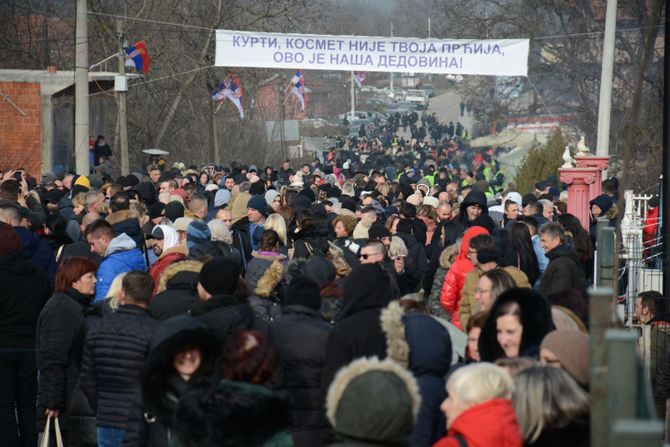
278, 75, 286, 160
390, 23, 394, 93
116, 19, 129, 175
661, 0, 669, 300
595, 0, 617, 160
210, 100, 220, 166
350, 71, 355, 117
428, 17, 432, 82
74, 0, 89, 174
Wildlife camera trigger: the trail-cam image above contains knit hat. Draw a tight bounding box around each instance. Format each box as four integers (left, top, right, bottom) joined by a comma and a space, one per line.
540, 330, 590, 386
173, 217, 193, 232
186, 220, 211, 249
199, 257, 241, 296
165, 201, 185, 222
148, 202, 165, 220
265, 189, 279, 206
368, 224, 391, 241
284, 276, 321, 310
214, 189, 231, 208
476, 248, 498, 265
74, 175, 91, 189
247, 194, 268, 216
422, 195, 439, 208
0, 223, 21, 257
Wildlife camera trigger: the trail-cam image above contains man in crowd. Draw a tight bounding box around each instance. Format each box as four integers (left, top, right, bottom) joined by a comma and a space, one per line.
538, 222, 587, 296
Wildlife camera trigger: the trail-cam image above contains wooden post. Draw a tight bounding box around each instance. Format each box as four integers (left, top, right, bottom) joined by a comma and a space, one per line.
611, 420, 664, 447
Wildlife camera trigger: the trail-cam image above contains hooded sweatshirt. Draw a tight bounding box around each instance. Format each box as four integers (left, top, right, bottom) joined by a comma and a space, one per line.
149, 225, 188, 294
95, 233, 146, 302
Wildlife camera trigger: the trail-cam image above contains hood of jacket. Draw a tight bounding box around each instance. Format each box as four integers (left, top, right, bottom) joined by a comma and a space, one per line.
155, 224, 180, 252
156, 259, 203, 294
439, 243, 460, 270
13, 226, 41, 257
338, 263, 394, 320
326, 357, 421, 447
106, 232, 137, 256
106, 208, 140, 226
589, 194, 613, 215
456, 226, 490, 261
479, 287, 555, 362
459, 190, 489, 217
448, 398, 522, 447
381, 301, 452, 377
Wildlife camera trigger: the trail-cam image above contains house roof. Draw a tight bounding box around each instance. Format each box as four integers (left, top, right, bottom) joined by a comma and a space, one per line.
0, 69, 139, 96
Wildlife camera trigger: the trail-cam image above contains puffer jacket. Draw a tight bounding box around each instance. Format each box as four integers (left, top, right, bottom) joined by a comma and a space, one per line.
80, 305, 159, 429
395, 231, 428, 283
439, 226, 490, 329
270, 305, 333, 447
149, 245, 188, 295
427, 244, 459, 320
538, 242, 588, 297
193, 294, 269, 344
150, 260, 204, 321
95, 233, 146, 302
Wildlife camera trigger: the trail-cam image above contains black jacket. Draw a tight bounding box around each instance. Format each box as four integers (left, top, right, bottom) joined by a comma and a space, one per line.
321, 264, 394, 393
395, 231, 428, 283
292, 228, 331, 259
539, 243, 588, 297
0, 251, 50, 349
150, 270, 204, 321
231, 217, 253, 269
80, 305, 159, 428
194, 294, 269, 344
187, 240, 242, 265
36, 288, 94, 429
270, 305, 333, 447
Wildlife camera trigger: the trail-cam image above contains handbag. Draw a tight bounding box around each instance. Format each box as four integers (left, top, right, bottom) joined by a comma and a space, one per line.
40, 415, 64, 447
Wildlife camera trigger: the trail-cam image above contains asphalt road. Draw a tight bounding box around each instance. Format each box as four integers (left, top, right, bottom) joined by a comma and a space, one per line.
426, 88, 474, 131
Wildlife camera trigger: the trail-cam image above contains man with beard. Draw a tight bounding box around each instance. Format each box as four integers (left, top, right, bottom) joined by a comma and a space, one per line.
149, 225, 188, 294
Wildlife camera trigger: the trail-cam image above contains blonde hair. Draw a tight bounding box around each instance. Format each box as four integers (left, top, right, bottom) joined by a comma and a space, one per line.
264, 213, 287, 246
388, 236, 408, 258
72, 192, 86, 207
106, 272, 127, 310
416, 204, 437, 220
447, 363, 515, 405
208, 219, 233, 245
513, 366, 589, 443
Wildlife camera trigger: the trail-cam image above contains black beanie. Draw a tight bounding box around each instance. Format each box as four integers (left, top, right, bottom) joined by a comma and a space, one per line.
199, 257, 241, 296
165, 201, 185, 222
284, 276, 321, 310
368, 223, 392, 240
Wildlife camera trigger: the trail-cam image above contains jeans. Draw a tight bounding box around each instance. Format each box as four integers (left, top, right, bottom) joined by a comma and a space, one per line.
0, 350, 37, 447
97, 426, 126, 447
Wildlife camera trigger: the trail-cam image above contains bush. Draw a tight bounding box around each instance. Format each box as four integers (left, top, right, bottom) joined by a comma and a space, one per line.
514, 128, 566, 194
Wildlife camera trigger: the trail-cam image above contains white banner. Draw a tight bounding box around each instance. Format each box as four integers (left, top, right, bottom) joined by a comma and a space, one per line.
216, 30, 529, 77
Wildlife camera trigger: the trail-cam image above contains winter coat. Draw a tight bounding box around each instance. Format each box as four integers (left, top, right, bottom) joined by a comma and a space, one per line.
270, 305, 333, 447
14, 225, 57, 285
150, 260, 204, 321
231, 216, 253, 269
479, 288, 555, 362
193, 294, 269, 344
439, 226, 490, 329
459, 266, 530, 329
95, 233, 146, 302
246, 251, 287, 292
433, 399, 522, 447
106, 209, 146, 255
187, 240, 242, 265
0, 251, 50, 349
173, 380, 295, 447
149, 245, 188, 295
526, 415, 589, 447
426, 244, 459, 320
80, 305, 159, 429
36, 289, 94, 430
381, 302, 452, 447
292, 228, 331, 259
321, 264, 395, 394
395, 231, 428, 282
538, 243, 588, 297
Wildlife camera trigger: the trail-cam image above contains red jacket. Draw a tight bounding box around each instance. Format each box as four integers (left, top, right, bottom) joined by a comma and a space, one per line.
433, 398, 522, 447
439, 226, 489, 329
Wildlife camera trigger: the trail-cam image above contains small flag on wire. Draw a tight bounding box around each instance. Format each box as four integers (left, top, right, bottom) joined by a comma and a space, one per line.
125, 41, 150, 74
212, 73, 244, 118
290, 70, 309, 111
354, 72, 366, 88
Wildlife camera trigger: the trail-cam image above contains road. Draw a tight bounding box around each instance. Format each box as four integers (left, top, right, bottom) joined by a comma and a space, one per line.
397, 88, 475, 141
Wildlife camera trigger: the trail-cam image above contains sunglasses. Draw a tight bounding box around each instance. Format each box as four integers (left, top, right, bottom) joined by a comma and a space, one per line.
359, 252, 381, 260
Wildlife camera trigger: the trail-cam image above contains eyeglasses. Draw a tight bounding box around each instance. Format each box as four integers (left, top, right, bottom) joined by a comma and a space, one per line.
359, 252, 381, 260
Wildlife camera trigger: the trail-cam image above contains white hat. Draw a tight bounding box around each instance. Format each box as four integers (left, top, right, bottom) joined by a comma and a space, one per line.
173, 217, 193, 232
423, 196, 440, 208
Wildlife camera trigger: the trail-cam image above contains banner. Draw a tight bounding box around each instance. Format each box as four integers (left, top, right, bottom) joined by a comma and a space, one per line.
215, 30, 529, 76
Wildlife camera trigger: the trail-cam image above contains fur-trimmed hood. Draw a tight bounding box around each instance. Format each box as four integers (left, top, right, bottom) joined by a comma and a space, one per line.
381, 301, 452, 377
326, 357, 421, 446
174, 379, 292, 446
156, 260, 203, 295
105, 208, 140, 226
439, 243, 460, 270
253, 259, 285, 298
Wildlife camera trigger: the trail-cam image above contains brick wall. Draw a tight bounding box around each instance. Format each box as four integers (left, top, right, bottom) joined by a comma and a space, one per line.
0, 81, 42, 177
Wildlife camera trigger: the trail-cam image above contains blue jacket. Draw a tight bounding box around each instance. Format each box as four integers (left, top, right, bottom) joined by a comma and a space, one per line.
14, 226, 56, 286
95, 233, 146, 302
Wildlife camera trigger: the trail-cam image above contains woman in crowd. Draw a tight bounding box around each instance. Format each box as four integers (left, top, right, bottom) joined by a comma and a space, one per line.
245, 230, 287, 322
474, 268, 517, 313
465, 311, 488, 363
36, 257, 98, 444
557, 214, 594, 284
264, 213, 289, 255
501, 222, 540, 286
292, 208, 330, 259
434, 363, 522, 447
513, 366, 590, 446
478, 288, 555, 362
332, 214, 359, 268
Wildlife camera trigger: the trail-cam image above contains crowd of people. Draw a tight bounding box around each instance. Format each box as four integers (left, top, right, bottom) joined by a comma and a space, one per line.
0, 123, 649, 447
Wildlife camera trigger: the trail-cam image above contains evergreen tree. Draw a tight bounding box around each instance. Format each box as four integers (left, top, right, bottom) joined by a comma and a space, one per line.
515, 128, 566, 194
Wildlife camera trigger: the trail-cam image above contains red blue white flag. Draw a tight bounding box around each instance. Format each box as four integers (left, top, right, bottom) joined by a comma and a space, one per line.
125, 41, 150, 74
290, 69, 309, 111
212, 74, 244, 118
354, 72, 366, 88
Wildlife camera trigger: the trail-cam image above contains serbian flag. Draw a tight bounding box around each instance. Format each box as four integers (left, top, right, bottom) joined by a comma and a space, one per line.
290, 70, 309, 111
125, 41, 150, 74
212, 74, 244, 118
354, 72, 366, 88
